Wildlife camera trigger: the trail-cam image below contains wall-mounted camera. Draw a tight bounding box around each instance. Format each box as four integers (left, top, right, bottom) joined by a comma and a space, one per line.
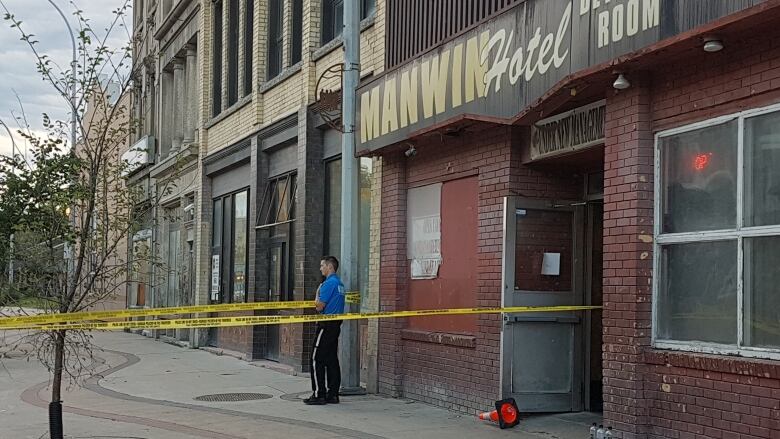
404, 143, 417, 158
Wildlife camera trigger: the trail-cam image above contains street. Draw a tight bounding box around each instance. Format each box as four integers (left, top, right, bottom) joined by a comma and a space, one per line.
0, 331, 599, 439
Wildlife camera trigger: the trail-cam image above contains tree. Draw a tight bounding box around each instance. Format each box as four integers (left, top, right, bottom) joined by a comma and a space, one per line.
0, 2, 177, 437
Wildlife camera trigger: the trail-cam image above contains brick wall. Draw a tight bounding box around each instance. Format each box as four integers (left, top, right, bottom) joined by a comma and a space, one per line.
602, 31, 780, 439
377, 125, 581, 413
601, 80, 655, 438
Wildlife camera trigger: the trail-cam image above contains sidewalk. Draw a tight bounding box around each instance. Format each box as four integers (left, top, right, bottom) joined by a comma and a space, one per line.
0, 331, 600, 438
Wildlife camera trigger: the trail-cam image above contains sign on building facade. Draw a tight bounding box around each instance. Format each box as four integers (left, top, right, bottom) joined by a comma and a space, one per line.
357, 0, 762, 153
530, 100, 606, 161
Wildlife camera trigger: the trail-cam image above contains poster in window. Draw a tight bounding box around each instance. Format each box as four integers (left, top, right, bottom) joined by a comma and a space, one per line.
211, 255, 220, 301
407, 183, 442, 279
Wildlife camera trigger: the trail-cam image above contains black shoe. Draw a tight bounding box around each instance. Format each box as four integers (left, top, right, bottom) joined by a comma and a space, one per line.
325, 395, 339, 404
303, 394, 327, 405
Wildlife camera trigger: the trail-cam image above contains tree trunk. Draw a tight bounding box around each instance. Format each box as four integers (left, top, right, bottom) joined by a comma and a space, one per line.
49, 330, 65, 439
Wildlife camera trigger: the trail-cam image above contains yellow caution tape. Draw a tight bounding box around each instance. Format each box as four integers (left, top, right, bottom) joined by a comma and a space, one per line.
0, 300, 313, 327
0, 305, 601, 331
0, 292, 363, 327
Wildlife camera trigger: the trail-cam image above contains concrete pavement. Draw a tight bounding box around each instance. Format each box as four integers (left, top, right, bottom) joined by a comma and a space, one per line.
0, 331, 600, 438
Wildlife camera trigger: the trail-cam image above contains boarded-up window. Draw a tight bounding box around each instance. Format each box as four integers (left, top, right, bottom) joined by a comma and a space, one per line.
407, 183, 442, 279
408, 177, 478, 333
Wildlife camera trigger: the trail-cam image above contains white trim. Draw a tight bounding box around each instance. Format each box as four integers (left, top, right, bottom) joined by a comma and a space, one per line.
737, 235, 744, 347
656, 114, 738, 138
656, 230, 740, 244
652, 101, 780, 359
654, 340, 780, 362
653, 129, 662, 342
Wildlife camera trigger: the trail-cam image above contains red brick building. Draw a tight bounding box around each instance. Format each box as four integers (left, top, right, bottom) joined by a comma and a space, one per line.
360, 1, 780, 437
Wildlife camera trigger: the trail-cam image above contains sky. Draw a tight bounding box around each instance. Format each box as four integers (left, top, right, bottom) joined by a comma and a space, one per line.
0, 0, 131, 159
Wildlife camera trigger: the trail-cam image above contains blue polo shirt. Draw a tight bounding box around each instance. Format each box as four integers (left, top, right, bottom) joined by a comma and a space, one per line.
319, 273, 345, 315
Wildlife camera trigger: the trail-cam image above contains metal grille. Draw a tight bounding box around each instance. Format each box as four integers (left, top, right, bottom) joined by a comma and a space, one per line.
385, 0, 522, 70
194, 393, 272, 402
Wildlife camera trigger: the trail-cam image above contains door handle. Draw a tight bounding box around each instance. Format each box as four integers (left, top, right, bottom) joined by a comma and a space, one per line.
506, 315, 581, 324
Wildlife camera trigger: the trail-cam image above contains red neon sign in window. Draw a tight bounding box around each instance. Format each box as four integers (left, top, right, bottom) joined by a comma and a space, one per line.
693, 153, 713, 171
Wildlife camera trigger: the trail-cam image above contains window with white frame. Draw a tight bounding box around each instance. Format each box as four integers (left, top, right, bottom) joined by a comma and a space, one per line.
654, 105, 780, 357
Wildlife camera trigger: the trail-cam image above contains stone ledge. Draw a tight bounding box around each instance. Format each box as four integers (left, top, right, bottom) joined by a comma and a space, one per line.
311, 14, 377, 62
400, 329, 476, 348
259, 62, 303, 94
205, 95, 253, 130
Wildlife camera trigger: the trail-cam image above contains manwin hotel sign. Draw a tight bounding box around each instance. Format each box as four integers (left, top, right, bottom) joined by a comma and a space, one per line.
357, 0, 762, 153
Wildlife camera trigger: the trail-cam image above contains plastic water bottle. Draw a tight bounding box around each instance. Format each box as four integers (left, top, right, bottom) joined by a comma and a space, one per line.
589, 423, 597, 438
605, 427, 613, 438
596, 425, 605, 439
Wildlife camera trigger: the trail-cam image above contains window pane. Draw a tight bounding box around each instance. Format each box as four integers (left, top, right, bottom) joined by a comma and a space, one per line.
243, 0, 254, 96
267, 0, 282, 78
212, 0, 223, 116
660, 120, 738, 233
227, 0, 239, 105
322, 0, 343, 44
291, 0, 302, 64
233, 191, 248, 303
276, 177, 290, 222
745, 111, 780, 227
744, 236, 780, 348
222, 196, 232, 302
657, 241, 737, 344
362, 0, 375, 18
326, 159, 342, 258
515, 209, 573, 292
212, 199, 223, 247
358, 158, 373, 307
167, 228, 180, 307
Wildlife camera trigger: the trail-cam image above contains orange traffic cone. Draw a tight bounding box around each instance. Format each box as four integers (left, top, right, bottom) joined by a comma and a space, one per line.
477, 398, 520, 429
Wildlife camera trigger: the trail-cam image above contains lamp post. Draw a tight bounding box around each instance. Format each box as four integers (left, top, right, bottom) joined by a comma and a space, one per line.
338, 0, 364, 395
46, 0, 78, 288
47, 0, 78, 155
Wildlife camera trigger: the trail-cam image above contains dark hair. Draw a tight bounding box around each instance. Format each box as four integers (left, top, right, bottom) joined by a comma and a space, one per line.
321, 256, 339, 272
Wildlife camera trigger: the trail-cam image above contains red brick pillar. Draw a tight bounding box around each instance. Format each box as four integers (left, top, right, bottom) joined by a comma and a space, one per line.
602, 82, 654, 438
377, 152, 408, 397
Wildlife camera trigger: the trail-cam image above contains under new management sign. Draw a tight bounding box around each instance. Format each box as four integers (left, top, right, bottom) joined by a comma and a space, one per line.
357, 0, 763, 153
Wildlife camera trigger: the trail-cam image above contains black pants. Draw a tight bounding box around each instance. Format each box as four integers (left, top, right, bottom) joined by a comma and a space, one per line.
310, 320, 341, 398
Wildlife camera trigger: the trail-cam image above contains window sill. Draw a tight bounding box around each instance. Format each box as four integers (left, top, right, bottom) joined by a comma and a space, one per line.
311, 14, 377, 62
645, 347, 780, 379
205, 95, 253, 130
401, 329, 476, 348
150, 143, 199, 178
259, 62, 303, 94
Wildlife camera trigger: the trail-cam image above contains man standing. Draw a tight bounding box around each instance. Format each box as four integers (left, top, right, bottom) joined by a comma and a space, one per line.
304, 256, 345, 405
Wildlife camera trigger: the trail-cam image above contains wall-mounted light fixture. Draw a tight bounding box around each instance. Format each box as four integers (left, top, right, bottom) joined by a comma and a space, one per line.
703, 37, 724, 53
613, 73, 630, 90
404, 143, 417, 158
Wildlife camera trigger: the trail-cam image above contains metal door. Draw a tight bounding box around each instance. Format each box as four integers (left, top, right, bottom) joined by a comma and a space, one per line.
501, 197, 585, 412
265, 243, 284, 361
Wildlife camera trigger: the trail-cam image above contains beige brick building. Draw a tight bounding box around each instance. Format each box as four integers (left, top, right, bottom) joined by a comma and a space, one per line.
127, 0, 387, 386
128, 0, 202, 344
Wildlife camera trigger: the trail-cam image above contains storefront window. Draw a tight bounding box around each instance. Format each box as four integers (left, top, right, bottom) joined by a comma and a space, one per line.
657, 241, 737, 344
325, 159, 342, 258
655, 105, 780, 356
211, 189, 249, 303
323, 157, 372, 303
129, 229, 152, 308
744, 236, 780, 348
745, 111, 780, 227
660, 120, 737, 234
233, 191, 248, 302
